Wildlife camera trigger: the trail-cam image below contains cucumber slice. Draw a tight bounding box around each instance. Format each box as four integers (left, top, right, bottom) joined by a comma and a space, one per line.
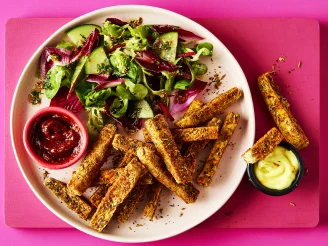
85, 46, 108, 74
130, 100, 154, 118
153, 32, 178, 62
66, 24, 101, 46
69, 56, 88, 95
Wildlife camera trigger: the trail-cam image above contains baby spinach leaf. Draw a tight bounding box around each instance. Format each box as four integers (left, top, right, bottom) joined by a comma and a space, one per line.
44, 66, 72, 99
84, 88, 112, 107
109, 98, 129, 118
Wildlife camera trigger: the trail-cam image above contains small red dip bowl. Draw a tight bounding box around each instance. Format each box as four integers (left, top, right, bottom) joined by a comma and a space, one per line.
23, 107, 88, 170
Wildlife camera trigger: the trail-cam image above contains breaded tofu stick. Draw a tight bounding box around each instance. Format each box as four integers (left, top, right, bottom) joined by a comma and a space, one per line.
68, 124, 117, 196
90, 158, 146, 232
137, 147, 199, 204
184, 100, 205, 116
258, 72, 309, 149
112, 134, 156, 153
143, 127, 219, 143
116, 185, 148, 223
183, 118, 223, 159
145, 114, 192, 183
117, 150, 135, 168
175, 87, 242, 128
44, 178, 92, 220
143, 181, 164, 220
171, 127, 219, 142
97, 169, 153, 186
183, 118, 223, 174
242, 127, 284, 164
89, 185, 108, 208
143, 100, 204, 143
197, 112, 240, 187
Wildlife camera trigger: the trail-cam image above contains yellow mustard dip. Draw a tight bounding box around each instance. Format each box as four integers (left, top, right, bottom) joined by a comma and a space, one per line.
254, 146, 299, 190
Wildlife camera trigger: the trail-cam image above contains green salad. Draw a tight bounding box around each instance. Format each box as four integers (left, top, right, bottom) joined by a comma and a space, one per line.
32, 17, 213, 138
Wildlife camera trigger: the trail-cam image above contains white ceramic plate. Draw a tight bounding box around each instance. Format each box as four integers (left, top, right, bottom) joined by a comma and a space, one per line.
10, 5, 255, 243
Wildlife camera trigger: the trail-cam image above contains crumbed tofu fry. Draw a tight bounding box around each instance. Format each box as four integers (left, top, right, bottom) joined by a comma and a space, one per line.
90, 158, 146, 232
137, 147, 199, 204
258, 72, 309, 149
117, 150, 135, 168
144, 127, 219, 143
143, 181, 164, 220
97, 169, 153, 186
112, 134, 156, 153
89, 185, 109, 208
175, 87, 242, 128
145, 114, 192, 183
116, 185, 148, 223
96, 169, 122, 186
197, 112, 240, 187
68, 124, 117, 196
44, 178, 92, 220
183, 118, 223, 174
171, 127, 219, 142
143, 100, 204, 143
184, 100, 204, 116
242, 127, 284, 164
183, 118, 223, 159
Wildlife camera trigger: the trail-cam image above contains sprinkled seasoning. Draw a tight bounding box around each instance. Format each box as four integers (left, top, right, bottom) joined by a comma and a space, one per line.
298, 61, 302, 68
290, 202, 296, 207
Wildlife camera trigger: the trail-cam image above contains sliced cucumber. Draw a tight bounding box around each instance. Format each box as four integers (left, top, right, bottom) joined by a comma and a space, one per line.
66, 24, 101, 46
153, 32, 178, 62
69, 56, 88, 95
130, 100, 154, 118
85, 46, 108, 74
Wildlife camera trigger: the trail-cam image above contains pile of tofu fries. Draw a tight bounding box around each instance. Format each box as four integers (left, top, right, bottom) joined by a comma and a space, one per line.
44, 86, 243, 232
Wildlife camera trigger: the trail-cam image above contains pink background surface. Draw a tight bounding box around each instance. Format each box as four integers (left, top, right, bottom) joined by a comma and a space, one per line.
1, 1, 327, 245
4, 17, 320, 229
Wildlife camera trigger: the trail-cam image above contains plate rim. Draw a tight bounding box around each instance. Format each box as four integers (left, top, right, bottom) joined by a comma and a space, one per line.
10, 5, 255, 243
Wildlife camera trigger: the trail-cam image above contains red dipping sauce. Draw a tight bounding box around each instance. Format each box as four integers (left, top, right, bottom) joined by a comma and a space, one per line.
23, 107, 88, 169
29, 113, 82, 164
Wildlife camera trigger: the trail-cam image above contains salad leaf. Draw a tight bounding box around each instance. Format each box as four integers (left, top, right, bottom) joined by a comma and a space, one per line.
173, 79, 191, 90
109, 49, 130, 74
116, 83, 134, 100
125, 25, 149, 51
70, 28, 100, 63
196, 42, 213, 56
190, 42, 213, 61
84, 87, 112, 107
192, 62, 208, 76
50, 87, 83, 114
102, 21, 128, 39
177, 51, 195, 58
85, 107, 107, 141
109, 98, 129, 118
154, 98, 174, 121
127, 61, 142, 82
135, 50, 177, 73
106, 43, 126, 54
56, 40, 75, 50
40, 47, 72, 80
125, 79, 148, 100
44, 66, 72, 99
105, 18, 128, 26
94, 78, 124, 90
151, 25, 203, 42
170, 79, 207, 115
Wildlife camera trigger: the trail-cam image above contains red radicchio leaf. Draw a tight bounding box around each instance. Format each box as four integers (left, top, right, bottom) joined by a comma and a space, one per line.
106, 43, 126, 54
70, 28, 100, 63
135, 51, 177, 73
177, 51, 196, 58
169, 79, 207, 115
50, 87, 83, 114
94, 78, 124, 90
85, 74, 110, 83
40, 47, 72, 80
155, 99, 174, 121
151, 25, 203, 42
105, 18, 128, 26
